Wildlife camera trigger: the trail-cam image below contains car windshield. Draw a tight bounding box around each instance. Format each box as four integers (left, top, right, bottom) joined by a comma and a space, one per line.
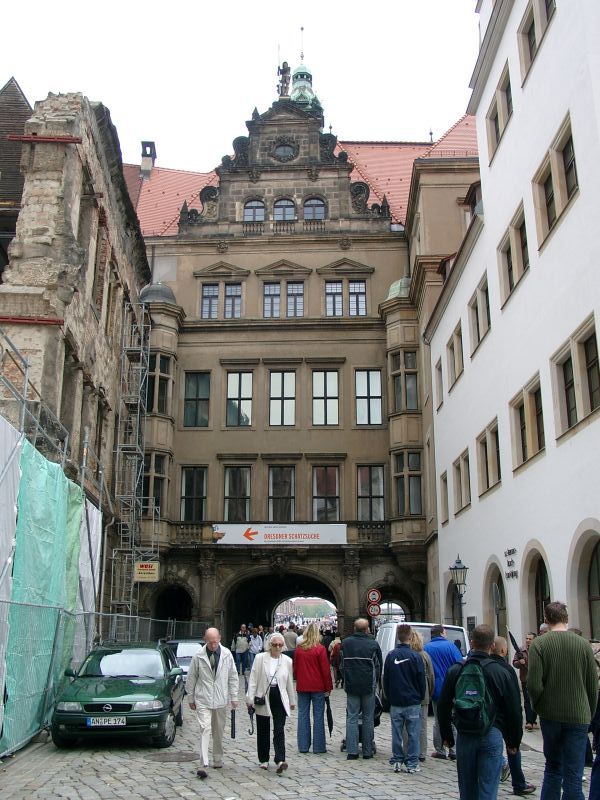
175, 642, 203, 658
79, 648, 164, 678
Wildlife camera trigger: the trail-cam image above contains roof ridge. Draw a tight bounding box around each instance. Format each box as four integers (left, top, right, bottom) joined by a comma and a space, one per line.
424, 114, 471, 155
122, 162, 216, 178
340, 140, 431, 147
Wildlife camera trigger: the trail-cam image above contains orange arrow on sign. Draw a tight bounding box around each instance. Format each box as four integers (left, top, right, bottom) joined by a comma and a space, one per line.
243, 527, 259, 541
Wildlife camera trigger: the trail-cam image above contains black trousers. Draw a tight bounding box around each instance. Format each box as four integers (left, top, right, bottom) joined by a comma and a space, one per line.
256, 685, 287, 764
522, 683, 537, 725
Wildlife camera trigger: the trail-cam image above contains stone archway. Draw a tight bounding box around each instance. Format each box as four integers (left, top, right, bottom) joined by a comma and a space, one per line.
221, 567, 342, 642
482, 561, 507, 636
520, 543, 552, 635
155, 584, 193, 622
567, 518, 600, 637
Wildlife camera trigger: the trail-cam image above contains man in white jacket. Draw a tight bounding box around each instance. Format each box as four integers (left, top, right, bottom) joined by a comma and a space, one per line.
187, 627, 239, 778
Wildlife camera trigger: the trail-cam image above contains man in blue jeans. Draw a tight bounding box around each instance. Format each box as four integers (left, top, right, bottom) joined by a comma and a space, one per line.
437, 624, 523, 800
383, 623, 426, 773
341, 617, 382, 760
425, 623, 464, 759
527, 601, 597, 800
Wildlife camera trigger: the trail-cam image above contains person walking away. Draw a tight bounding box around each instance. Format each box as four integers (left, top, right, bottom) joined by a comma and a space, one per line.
232, 624, 250, 675
424, 624, 464, 760
513, 633, 537, 730
283, 622, 298, 660
409, 629, 434, 763
293, 621, 332, 754
330, 635, 343, 688
527, 601, 597, 800
187, 627, 239, 779
246, 632, 296, 774
437, 624, 523, 800
341, 617, 383, 760
383, 624, 426, 774
249, 629, 264, 669
491, 636, 536, 796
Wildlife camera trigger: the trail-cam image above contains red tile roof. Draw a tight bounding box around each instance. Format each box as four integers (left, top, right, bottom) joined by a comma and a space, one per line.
339, 140, 431, 223
125, 115, 478, 235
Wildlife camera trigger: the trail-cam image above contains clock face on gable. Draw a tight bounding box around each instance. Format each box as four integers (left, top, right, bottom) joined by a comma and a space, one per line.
272, 141, 299, 162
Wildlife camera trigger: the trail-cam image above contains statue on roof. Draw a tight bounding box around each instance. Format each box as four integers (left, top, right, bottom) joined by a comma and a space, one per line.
277, 62, 291, 98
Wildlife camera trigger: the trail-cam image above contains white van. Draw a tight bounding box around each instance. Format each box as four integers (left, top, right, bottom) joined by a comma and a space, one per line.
376, 621, 469, 667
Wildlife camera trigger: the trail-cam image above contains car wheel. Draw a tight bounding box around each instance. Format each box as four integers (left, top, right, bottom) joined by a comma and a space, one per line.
51, 726, 77, 749
175, 703, 183, 727
152, 709, 176, 748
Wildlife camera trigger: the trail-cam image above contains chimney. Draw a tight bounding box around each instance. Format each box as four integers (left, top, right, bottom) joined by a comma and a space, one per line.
140, 141, 156, 179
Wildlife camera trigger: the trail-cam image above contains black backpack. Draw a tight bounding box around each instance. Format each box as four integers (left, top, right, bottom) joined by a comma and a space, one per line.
453, 658, 496, 735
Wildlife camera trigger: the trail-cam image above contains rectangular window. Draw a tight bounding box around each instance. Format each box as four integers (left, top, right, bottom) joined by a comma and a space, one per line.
201, 284, 219, 319
269, 466, 295, 522
180, 466, 207, 522
224, 466, 250, 522
453, 450, 471, 513
469, 275, 491, 352
184, 372, 210, 427
499, 207, 530, 302
487, 63, 513, 159
355, 369, 382, 424
325, 281, 343, 316
585, 333, 600, 413
440, 471, 448, 523
357, 465, 384, 521
226, 372, 252, 426
435, 359, 443, 409
269, 371, 295, 426
447, 323, 464, 387
147, 354, 171, 414
286, 282, 304, 317
313, 466, 339, 521
349, 281, 366, 316
263, 283, 280, 318
563, 356, 577, 428
153, 453, 166, 516
518, 1, 555, 80
224, 283, 241, 319
533, 119, 578, 244
394, 451, 422, 517
511, 376, 545, 465
477, 420, 502, 494
390, 351, 418, 412
313, 370, 339, 425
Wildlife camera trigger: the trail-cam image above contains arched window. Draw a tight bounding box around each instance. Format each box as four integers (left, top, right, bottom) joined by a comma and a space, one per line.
589, 542, 600, 638
304, 197, 326, 220
243, 200, 265, 222
273, 199, 295, 221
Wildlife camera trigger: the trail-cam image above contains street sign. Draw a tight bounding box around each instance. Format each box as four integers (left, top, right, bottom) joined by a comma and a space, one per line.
367, 603, 381, 618
212, 523, 347, 545
366, 588, 381, 604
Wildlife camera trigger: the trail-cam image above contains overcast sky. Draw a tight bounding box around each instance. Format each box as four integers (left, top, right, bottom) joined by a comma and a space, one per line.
4, 0, 480, 173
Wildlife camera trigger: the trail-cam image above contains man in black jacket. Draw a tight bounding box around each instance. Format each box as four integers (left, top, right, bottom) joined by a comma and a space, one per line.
341, 618, 383, 760
383, 624, 426, 773
437, 624, 522, 800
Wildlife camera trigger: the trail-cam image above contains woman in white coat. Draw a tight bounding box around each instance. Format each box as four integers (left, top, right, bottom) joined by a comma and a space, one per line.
246, 632, 297, 773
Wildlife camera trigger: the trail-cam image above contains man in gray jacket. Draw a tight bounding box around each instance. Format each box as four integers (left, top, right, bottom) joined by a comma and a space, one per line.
187, 627, 239, 779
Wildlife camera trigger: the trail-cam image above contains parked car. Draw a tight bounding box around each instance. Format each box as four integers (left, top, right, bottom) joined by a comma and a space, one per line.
165, 639, 204, 684
51, 641, 185, 749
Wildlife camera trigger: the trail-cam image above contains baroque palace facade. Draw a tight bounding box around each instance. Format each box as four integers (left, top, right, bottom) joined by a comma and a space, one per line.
125, 64, 478, 635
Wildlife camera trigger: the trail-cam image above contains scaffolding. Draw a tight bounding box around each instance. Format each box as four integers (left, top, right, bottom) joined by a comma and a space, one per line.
110, 301, 156, 630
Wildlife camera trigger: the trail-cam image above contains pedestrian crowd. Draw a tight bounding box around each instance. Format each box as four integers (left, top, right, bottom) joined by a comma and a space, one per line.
185, 601, 600, 799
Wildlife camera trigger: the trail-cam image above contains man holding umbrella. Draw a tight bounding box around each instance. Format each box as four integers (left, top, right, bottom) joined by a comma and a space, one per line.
187, 627, 239, 779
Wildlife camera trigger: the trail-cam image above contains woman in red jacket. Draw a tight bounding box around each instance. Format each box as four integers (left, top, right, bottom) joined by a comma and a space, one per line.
294, 622, 333, 753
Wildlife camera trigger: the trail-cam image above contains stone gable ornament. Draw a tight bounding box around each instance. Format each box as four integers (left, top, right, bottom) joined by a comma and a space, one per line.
248, 169, 261, 183
307, 168, 319, 182
216, 240, 229, 253
338, 236, 352, 250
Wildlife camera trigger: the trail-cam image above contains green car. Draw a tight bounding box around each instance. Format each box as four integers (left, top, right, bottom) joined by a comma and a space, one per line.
51, 642, 185, 748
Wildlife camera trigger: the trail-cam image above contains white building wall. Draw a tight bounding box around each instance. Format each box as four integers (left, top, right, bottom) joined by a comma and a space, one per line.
430, 0, 600, 645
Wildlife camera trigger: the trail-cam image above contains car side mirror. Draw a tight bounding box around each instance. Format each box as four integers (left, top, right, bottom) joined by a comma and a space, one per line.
64, 668, 77, 678
169, 667, 184, 677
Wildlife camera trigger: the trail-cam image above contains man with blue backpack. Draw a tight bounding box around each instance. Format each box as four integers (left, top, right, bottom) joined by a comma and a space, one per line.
437, 624, 523, 800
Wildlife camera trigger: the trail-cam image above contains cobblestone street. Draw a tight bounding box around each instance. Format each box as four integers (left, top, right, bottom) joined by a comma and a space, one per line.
0, 677, 552, 800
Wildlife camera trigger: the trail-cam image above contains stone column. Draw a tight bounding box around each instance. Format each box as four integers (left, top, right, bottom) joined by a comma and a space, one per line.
198, 552, 216, 625
342, 549, 361, 636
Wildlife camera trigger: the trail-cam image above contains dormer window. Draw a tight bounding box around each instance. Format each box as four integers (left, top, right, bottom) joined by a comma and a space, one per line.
274, 199, 295, 221
243, 200, 265, 222
304, 198, 326, 220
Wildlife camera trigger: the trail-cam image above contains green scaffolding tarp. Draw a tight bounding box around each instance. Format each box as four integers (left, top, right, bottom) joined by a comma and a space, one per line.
0, 440, 83, 754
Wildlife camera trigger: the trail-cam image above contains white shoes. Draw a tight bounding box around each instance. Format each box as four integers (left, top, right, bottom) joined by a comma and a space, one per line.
259, 762, 269, 770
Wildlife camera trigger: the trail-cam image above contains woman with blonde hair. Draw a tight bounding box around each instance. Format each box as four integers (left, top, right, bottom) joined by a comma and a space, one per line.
246, 632, 296, 773
408, 629, 435, 762
293, 621, 332, 753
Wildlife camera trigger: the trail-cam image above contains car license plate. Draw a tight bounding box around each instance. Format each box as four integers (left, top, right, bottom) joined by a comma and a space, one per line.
86, 716, 126, 727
